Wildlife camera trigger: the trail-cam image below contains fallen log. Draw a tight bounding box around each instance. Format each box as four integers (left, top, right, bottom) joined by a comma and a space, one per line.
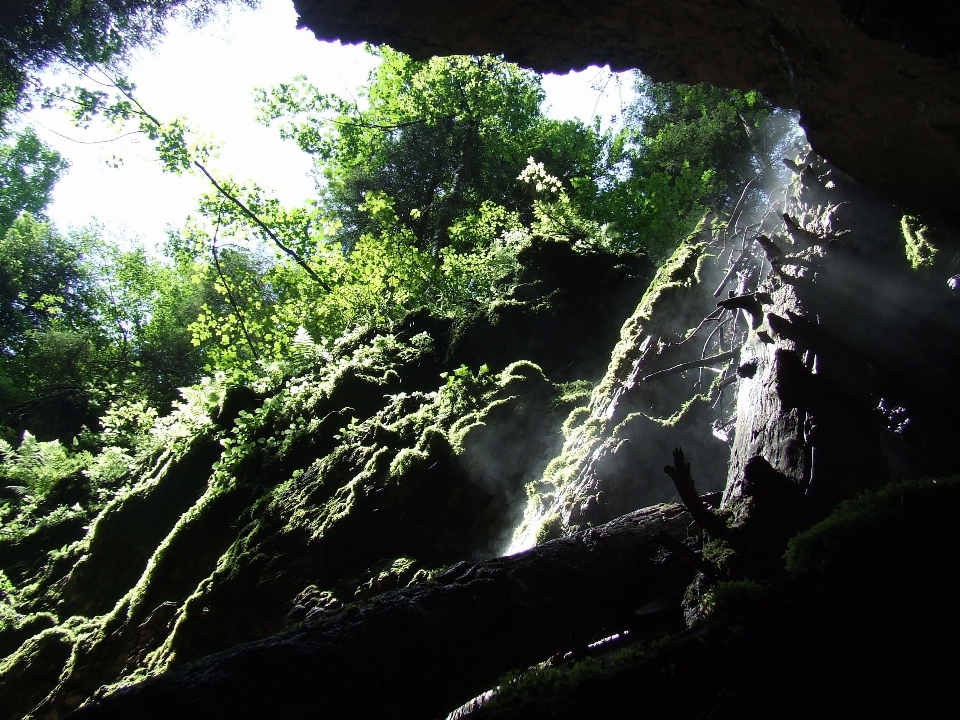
69, 504, 697, 720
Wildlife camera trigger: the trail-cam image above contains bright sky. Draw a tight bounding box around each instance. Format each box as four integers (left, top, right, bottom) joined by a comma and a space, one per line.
25, 0, 634, 249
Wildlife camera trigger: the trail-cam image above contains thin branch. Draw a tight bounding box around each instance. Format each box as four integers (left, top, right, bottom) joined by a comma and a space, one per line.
193, 161, 332, 292
663, 447, 727, 537
331, 116, 442, 132
672, 307, 725, 347
50, 55, 125, 88
27, 117, 144, 145
210, 205, 260, 362
698, 318, 733, 387
722, 162, 772, 247
642, 347, 740, 383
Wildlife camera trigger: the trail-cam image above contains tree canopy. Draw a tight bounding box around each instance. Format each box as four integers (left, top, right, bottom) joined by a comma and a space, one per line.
0, 45, 786, 450
589, 77, 782, 256
0, 0, 256, 128
256, 47, 606, 256
0, 215, 205, 442
0, 126, 68, 234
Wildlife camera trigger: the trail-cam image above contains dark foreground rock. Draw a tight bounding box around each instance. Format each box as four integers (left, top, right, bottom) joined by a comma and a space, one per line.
463, 475, 960, 720
68, 504, 695, 720
69, 475, 960, 720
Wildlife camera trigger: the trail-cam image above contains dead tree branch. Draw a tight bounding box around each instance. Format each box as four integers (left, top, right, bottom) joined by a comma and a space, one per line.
642, 348, 741, 383
663, 447, 727, 537
194, 161, 332, 292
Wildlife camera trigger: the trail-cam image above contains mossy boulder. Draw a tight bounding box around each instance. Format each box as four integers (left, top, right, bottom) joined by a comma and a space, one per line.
450, 237, 653, 381
0, 626, 74, 719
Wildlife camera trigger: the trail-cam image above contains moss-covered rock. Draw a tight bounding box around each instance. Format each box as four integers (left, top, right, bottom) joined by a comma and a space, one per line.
784, 475, 960, 576
0, 610, 55, 659
0, 626, 74, 719
511, 220, 738, 549
450, 237, 653, 381
0, 240, 651, 719
0, 506, 88, 587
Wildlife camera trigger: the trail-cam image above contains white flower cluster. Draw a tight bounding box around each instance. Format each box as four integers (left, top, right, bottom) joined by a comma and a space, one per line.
517, 157, 563, 194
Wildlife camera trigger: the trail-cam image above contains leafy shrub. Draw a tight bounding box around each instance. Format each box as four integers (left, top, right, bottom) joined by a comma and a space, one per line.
0, 432, 91, 498
98, 398, 159, 451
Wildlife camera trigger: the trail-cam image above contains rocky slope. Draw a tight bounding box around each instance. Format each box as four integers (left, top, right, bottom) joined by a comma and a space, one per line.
0, 239, 654, 719
4, 138, 959, 718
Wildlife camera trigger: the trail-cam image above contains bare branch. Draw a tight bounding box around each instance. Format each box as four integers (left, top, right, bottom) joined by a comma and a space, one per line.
210, 205, 260, 362
642, 348, 741, 383
663, 447, 727, 537
193, 161, 332, 292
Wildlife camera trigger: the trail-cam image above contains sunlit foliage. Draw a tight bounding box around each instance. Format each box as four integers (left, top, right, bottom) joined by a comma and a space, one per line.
0, 0, 258, 128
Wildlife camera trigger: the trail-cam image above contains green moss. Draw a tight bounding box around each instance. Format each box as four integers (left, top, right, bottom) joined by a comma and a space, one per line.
901, 215, 938, 270
484, 635, 688, 710
0, 626, 75, 719
499, 361, 546, 386
699, 579, 764, 620
388, 448, 430, 480
561, 407, 591, 438
652, 370, 732, 429
553, 380, 592, 405
352, 557, 420, 599
447, 363, 547, 452
580, 416, 606, 440
784, 475, 960, 575
510, 238, 722, 552
489, 656, 605, 711
635, 242, 708, 323
701, 537, 736, 571
534, 514, 564, 545
0, 611, 57, 658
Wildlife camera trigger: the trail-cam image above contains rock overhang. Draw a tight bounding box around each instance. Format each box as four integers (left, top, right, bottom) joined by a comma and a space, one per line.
293, 0, 960, 215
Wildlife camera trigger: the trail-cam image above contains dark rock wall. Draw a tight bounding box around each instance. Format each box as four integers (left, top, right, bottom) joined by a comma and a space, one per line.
11, 150, 959, 720
294, 0, 960, 214
724, 156, 960, 515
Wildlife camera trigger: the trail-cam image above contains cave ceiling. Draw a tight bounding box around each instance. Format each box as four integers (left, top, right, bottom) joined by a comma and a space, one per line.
293, 0, 960, 215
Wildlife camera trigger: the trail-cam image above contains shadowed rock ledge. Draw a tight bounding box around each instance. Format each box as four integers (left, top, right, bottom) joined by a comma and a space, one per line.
67, 504, 695, 720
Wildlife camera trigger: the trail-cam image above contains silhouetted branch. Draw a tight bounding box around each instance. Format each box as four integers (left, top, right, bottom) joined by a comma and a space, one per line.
642, 348, 741, 383
193, 161, 332, 292
663, 447, 727, 537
